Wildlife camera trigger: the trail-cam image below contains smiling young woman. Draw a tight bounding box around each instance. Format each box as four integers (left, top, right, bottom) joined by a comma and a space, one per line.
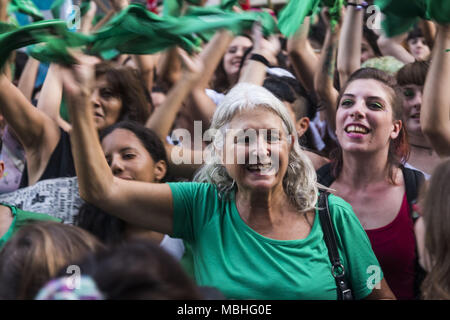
317, 68, 426, 300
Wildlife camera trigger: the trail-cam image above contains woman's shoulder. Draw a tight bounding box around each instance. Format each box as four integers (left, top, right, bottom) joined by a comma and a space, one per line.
167, 182, 222, 201
324, 192, 360, 226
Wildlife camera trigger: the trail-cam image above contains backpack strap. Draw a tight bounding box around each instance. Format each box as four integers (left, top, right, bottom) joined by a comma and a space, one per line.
318, 191, 353, 300
401, 166, 425, 222
401, 165, 427, 299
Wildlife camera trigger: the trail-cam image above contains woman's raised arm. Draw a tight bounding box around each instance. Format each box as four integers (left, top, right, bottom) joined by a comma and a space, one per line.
337, 4, 362, 86
62, 55, 175, 235
314, 8, 340, 131
421, 24, 450, 157
287, 16, 318, 94
0, 73, 60, 151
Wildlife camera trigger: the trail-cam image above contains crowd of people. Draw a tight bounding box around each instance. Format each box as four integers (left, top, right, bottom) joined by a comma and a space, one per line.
0, 0, 449, 300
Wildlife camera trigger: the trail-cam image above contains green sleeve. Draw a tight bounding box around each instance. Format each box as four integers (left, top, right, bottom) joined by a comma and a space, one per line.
328, 194, 384, 300
167, 182, 220, 243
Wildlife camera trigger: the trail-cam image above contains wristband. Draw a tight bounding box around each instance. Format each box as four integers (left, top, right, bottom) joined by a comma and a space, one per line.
346, 1, 368, 10
249, 53, 270, 67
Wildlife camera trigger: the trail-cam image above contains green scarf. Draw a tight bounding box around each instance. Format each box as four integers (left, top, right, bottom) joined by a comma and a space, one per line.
0, 20, 72, 68
1, 4, 276, 67
278, 0, 343, 37
376, 0, 450, 37
8, 0, 44, 21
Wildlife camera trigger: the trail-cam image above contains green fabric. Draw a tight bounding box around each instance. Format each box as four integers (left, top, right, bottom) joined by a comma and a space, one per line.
1, 4, 276, 67
50, 0, 65, 19
80, 1, 92, 17
9, 0, 44, 21
375, 0, 450, 37
29, 31, 93, 65
375, 0, 426, 37
169, 182, 383, 300
426, 0, 450, 24
179, 241, 195, 279
90, 4, 275, 55
163, 0, 184, 17
278, 0, 344, 37
0, 20, 72, 68
0, 203, 61, 250
0, 22, 18, 34
278, 0, 320, 37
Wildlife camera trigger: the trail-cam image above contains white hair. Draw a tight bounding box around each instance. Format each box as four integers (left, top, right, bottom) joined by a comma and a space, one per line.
194, 83, 319, 213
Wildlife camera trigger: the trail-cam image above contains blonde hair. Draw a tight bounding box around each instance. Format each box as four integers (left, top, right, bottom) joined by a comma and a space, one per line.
194, 82, 319, 212
421, 158, 450, 299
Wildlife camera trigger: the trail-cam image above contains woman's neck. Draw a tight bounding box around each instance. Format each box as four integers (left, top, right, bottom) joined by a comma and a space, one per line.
235, 185, 293, 228
409, 132, 433, 155
339, 150, 392, 188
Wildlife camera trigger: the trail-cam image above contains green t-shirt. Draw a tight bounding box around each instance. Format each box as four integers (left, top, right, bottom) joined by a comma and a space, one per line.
0, 203, 61, 250
169, 182, 383, 300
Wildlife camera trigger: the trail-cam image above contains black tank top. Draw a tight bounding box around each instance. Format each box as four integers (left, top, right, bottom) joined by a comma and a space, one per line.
19, 129, 75, 188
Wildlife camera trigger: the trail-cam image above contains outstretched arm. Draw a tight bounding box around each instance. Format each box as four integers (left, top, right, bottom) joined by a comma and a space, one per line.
187, 29, 234, 127
287, 17, 318, 94
377, 33, 415, 64
0, 73, 59, 150
239, 23, 279, 85
36, 63, 71, 131
337, 4, 362, 86
315, 8, 340, 131
146, 49, 203, 142
62, 54, 175, 235
146, 49, 206, 180
17, 56, 40, 102
421, 24, 450, 157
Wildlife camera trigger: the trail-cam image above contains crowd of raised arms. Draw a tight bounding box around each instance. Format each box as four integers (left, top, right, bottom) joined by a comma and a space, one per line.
0, 0, 449, 301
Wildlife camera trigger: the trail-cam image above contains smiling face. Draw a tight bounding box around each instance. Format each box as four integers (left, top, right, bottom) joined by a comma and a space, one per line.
222, 36, 252, 81
91, 76, 123, 131
221, 108, 292, 192
101, 128, 166, 183
336, 79, 401, 155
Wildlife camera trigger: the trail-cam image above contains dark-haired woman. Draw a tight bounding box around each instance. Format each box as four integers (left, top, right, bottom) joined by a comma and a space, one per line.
396, 61, 441, 178
75, 121, 185, 261
0, 59, 151, 189
317, 68, 426, 300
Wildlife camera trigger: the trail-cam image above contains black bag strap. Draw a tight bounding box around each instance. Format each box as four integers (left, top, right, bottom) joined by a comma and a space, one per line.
401, 166, 425, 222
401, 166, 427, 299
318, 191, 353, 300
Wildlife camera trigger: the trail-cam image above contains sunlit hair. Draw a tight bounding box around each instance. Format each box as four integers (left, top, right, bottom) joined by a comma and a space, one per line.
194, 82, 319, 213
421, 158, 450, 300
331, 68, 410, 184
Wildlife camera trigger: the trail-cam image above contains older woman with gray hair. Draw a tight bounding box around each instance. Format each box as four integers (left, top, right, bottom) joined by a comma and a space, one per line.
62, 55, 393, 299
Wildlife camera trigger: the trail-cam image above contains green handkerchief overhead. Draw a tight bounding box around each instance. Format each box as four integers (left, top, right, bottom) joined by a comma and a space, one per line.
376, 0, 450, 37
9, 0, 45, 21
0, 20, 72, 68
278, 0, 343, 37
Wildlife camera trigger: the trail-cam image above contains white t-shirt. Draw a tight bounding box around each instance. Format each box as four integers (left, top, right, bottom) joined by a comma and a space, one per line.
159, 235, 185, 261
